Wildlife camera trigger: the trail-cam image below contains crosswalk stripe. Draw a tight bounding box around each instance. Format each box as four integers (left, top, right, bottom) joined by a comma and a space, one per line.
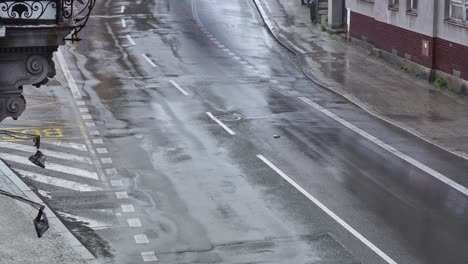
0, 142, 92, 164
58, 211, 110, 229
15, 169, 102, 192
0, 153, 99, 180
42, 140, 88, 152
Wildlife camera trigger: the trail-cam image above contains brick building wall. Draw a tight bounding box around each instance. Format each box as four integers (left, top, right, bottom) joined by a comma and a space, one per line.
349, 11, 468, 81
435, 39, 468, 81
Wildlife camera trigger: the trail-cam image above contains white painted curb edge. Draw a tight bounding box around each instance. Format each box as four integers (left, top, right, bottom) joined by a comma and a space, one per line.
0, 159, 96, 262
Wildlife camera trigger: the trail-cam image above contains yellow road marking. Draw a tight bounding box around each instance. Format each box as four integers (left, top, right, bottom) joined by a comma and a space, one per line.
7, 119, 77, 126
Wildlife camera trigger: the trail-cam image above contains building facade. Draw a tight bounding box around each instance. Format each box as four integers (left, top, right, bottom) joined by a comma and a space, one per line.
345, 0, 468, 90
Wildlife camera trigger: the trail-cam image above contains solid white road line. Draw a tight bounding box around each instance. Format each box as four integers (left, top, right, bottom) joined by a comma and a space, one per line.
0, 142, 92, 164
16, 169, 102, 192
141, 251, 158, 262
299, 96, 468, 197
206, 112, 236, 136
169, 80, 189, 96
142, 54, 157, 67
0, 153, 99, 180
257, 155, 397, 264
121, 18, 127, 28
57, 48, 82, 99
126, 35, 136, 46
42, 140, 88, 152
120, 6, 125, 13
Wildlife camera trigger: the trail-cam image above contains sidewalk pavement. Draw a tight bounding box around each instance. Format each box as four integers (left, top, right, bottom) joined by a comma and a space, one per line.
254, 0, 468, 159
0, 160, 96, 264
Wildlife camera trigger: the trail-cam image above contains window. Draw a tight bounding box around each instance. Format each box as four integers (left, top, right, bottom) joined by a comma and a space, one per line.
407, 0, 418, 12
389, 0, 399, 9
450, 0, 468, 22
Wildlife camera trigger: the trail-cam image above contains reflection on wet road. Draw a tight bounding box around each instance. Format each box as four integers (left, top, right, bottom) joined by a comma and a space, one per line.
40, 0, 468, 263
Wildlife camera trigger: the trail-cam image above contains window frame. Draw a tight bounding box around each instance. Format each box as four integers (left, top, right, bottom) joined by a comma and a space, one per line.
449, 0, 468, 23
388, 0, 399, 9
406, 0, 418, 14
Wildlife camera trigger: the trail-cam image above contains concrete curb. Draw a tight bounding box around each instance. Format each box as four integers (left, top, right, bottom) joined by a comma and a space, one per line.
252, 0, 468, 161
0, 159, 96, 262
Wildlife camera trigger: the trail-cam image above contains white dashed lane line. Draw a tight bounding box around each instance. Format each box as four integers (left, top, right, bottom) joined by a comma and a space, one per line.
111, 179, 123, 187
142, 54, 157, 68
121, 18, 127, 28
93, 138, 104, 144
120, 6, 125, 13
127, 218, 142, 227
206, 112, 236, 136
121, 204, 135, 213
169, 80, 190, 96
141, 251, 158, 262
134, 234, 149, 244
126, 35, 136, 46
115, 191, 129, 199
96, 148, 108, 154
257, 155, 397, 264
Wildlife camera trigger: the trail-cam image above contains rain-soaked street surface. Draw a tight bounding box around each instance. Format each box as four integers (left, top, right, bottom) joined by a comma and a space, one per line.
7, 0, 468, 263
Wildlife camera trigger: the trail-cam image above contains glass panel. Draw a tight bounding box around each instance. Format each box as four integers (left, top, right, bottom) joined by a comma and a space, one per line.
451, 4, 464, 19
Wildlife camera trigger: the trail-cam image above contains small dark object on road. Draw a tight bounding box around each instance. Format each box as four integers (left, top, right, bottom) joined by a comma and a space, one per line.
273, 135, 280, 138
301, 0, 306, 5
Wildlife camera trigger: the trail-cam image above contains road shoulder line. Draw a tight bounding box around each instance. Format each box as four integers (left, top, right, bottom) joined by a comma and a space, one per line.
256, 154, 397, 264
299, 96, 468, 197
251, 0, 468, 161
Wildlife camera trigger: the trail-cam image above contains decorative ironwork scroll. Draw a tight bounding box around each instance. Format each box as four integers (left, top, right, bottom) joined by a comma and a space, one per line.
0, 1, 58, 21
0, 0, 95, 39
68, 0, 96, 40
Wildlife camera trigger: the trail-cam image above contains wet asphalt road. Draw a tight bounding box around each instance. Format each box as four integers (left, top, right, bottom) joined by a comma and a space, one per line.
17, 0, 468, 263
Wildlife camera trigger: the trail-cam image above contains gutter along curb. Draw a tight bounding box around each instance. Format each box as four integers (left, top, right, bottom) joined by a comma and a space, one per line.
252, 0, 468, 161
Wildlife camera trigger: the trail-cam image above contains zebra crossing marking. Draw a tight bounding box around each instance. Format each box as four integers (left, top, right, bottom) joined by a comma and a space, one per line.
0, 142, 92, 164
42, 140, 88, 151
0, 153, 99, 180
16, 169, 102, 192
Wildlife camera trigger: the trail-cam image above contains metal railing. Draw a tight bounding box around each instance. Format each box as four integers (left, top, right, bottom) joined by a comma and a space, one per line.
0, 0, 95, 39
